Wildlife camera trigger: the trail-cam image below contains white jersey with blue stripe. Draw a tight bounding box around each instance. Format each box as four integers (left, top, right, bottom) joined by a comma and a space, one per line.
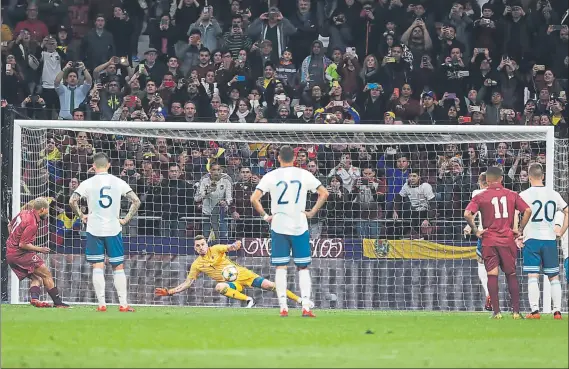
472, 188, 486, 231
74, 173, 133, 237
256, 166, 322, 236
520, 186, 567, 241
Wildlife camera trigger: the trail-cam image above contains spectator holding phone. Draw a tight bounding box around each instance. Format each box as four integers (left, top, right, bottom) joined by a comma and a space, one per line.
93, 57, 131, 90
382, 44, 412, 94
2, 54, 26, 104
106, 7, 135, 64
21, 94, 48, 119
502, 3, 532, 59
438, 47, 469, 98
468, 48, 494, 91
328, 152, 360, 192
99, 76, 123, 120
400, 18, 433, 68
140, 49, 168, 85
247, 7, 296, 63
335, 49, 360, 97
13, 4, 48, 43
188, 6, 222, 53
158, 72, 177, 103
492, 56, 525, 112
221, 20, 252, 58
148, 14, 177, 62
352, 166, 387, 238
499, 108, 519, 125
119, 158, 141, 195
359, 82, 386, 122
447, 2, 473, 56
387, 83, 421, 120
472, 3, 500, 55
38, 36, 65, 116
547, 25, 568, 76
54, 61, 92, 120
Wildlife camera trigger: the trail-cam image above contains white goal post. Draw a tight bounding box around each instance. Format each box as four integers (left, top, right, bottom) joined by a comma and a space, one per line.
10, 120, 566, 312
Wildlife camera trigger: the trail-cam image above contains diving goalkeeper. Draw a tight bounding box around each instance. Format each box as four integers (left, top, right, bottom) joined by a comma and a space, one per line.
155, 235, 308, 308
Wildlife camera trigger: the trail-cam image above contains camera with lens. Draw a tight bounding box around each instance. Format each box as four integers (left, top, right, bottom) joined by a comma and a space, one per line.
333, 14, 345, 23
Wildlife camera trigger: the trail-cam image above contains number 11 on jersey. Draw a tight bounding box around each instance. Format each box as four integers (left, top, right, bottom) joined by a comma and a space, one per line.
491, 196, 509, 218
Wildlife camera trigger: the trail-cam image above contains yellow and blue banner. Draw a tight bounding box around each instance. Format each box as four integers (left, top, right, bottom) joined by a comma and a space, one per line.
363, 239, 476, 260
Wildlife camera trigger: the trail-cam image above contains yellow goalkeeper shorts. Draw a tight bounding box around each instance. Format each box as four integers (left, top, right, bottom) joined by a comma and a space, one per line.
227, 273, 264, 292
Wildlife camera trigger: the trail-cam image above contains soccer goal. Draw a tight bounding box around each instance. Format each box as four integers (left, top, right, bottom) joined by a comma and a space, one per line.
9, 120, 568, 312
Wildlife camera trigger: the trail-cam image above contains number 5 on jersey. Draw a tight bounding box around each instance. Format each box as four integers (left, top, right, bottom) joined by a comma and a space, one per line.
99, 186, 113, 208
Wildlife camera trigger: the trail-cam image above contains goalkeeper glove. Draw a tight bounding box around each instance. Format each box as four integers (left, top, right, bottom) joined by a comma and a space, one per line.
155, 287, 172, 296
564, 258, 568, 284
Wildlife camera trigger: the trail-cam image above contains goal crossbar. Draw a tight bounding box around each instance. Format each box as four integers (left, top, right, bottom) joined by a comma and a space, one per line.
14, 120, 553, 145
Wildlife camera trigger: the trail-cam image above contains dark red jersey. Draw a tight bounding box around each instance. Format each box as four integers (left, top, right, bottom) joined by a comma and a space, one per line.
465, 184, 530, 247
6, 210, 40, 253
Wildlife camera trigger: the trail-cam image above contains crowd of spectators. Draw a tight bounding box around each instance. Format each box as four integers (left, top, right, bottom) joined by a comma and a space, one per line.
2, 0, 568, 242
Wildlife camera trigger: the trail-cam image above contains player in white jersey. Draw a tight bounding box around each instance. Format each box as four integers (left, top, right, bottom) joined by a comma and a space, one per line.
463, 172, 492, 311
519, 163, 568, 320
69, 152, 141, 312
250, 146, 329, 317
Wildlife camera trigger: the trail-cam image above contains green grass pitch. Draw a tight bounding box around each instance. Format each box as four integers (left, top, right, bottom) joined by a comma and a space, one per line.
1, 305, 568, 368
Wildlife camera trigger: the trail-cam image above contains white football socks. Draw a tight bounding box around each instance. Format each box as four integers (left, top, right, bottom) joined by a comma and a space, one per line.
550, 278, 562, 313
113, 269, 128, 307
477, 263, 489, 297
275, 268, 288, 311
528, 276, 540, 312
92, 268, 106, 307
298, 269, 312, 311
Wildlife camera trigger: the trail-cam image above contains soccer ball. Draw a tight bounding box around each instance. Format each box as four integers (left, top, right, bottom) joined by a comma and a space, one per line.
222, 265, 239, 282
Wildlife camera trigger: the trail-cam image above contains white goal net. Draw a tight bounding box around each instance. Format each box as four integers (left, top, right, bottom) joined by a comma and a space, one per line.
10, 121, 568, 311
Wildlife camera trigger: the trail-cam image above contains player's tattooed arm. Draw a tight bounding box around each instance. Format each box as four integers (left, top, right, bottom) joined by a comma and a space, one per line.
69, 192, 85, 218
120, 191, 141, 225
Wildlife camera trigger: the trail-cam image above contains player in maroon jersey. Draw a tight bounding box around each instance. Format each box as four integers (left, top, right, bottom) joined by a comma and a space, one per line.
6, 197, 69, 308
464, 166, 532, 319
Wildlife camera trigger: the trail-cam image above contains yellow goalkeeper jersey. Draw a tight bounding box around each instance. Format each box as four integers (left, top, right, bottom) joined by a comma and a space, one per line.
188, 245, 256, 282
